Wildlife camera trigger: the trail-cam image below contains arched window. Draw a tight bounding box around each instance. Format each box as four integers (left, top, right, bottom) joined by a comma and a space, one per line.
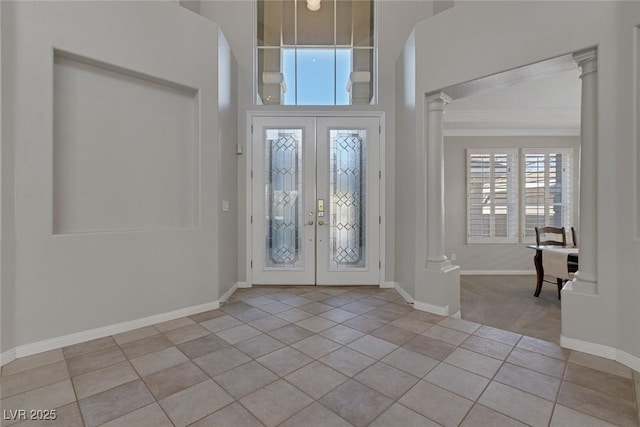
256, 0, 375, 105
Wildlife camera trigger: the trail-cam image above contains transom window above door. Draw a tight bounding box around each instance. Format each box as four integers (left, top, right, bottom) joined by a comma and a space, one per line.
256, 0, 375, 106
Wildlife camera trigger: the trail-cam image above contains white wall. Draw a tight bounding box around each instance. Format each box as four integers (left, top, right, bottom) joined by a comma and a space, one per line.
199, 1, 436, 285
1, 0, 17, 356
444, 135, 580, 272
2, 1, 228, 351
199, 0, 253, 285
398, 1, 640, 363
217, 30, 239, 299
394, 29, 418, 297
0, 0, 13, 355
52, 54, 199, 234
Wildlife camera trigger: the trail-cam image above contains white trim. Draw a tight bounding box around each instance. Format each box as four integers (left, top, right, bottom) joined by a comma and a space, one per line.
378, 114, 386, 288
444, 108, 580, 137
1, 300, 220, 366
519, 148, 574, 243
560, 335, 617, 359
414, 300, 450, 316
445, 128, 580, 137
392, 282, 414, 304
220, 282, 240, 303
560, 335, 640, 372
635, 26, 640, 241
380, 281, 396, 289
0, 348, 17, 367
466, 148, 519, 244
617, 350, 640, 374
245, 114, 253, 287
460, 270, 536, 275
451, 311, 462, 319
246, 112, 386, 287
248, 111, 386, 118
446, 108, 580, 123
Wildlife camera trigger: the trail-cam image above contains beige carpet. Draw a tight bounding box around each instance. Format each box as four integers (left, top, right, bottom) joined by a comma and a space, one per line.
460, 275, 561, 343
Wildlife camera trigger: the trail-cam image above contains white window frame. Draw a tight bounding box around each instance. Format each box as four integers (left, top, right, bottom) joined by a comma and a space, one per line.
520, 148, 574, 244
466, 147, 575, 245
254, 0, 378, 106
466, 149, 519, 244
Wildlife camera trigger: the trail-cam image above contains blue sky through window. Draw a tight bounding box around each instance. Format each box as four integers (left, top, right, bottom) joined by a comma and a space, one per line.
283, 48, 351, 105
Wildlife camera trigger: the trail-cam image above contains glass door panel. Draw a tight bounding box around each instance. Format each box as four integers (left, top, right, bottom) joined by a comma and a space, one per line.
329, 129, 367, 270
252, 117, 316, 285
316, 117, 380, 285
264, 129, 303, 269
252, 116, 380, 286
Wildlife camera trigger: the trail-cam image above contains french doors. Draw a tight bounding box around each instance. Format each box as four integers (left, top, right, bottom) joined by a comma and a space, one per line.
251, 116, 381, 285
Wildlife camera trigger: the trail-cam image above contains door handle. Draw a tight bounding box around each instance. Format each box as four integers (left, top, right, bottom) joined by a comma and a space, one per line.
307, 221, 314, 226
318, 221, 325, 226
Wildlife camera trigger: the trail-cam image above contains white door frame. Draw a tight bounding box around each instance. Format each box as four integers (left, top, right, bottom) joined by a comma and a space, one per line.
245, 111, 386, 287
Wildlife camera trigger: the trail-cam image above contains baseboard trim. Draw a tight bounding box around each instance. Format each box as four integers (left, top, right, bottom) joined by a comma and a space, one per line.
220, 282, 240, 303
560, 335, 617, 359
461, 270, 536, 276
617, 350, 640, 373
237, 281, 251, 288
2, 299, 221, 366
413, 300, 450, 316
380, 281, 396, 289
0, 348, 17, 367
561, 335, 640, 372
392, 282, 415, 304
451, 311, 462, 319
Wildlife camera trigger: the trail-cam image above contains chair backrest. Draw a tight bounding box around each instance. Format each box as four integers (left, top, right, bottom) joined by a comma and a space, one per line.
535, 226, 566, 246
571, 226, 578, 247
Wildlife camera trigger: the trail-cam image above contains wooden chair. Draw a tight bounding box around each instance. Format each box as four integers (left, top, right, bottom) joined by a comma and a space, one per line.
534, 226, 567, 299
535, 226, 566, 246
571, 226, 577, 247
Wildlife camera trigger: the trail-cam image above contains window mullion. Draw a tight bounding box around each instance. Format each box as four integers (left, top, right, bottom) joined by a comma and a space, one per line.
490, 155, 496, 240
519, 151, 525, 242
547, 154, 552, 225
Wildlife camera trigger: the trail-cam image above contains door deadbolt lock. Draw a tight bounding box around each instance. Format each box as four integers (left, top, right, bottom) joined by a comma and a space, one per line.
317, 199, 324, 217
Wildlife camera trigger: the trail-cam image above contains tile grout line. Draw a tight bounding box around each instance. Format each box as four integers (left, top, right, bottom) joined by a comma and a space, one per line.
63, 355, 87, 427
4, 286, 638, 427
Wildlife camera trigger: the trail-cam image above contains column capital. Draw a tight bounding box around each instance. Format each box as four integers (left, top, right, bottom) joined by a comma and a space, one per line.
573, 49, 597, 78
426, 92, 453, 111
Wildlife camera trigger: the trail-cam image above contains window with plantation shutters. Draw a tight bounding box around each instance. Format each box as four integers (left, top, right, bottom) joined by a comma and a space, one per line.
467, 150, 518, 243
522, 149, 573, 242
466, 148, 574, 245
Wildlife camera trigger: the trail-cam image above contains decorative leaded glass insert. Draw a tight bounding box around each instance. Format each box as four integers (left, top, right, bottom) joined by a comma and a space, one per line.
329, 129, 367, 269
264, 129, 304, 269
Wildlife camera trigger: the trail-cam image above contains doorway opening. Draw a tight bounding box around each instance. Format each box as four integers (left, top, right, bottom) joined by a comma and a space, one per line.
439, 54, 583, 343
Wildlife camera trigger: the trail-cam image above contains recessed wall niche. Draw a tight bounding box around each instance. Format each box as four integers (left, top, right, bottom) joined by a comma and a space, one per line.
53, 51, 199, 234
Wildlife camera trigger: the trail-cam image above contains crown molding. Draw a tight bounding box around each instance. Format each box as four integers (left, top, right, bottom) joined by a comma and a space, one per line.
444, 107, 580, 136
444, 128, 580, 137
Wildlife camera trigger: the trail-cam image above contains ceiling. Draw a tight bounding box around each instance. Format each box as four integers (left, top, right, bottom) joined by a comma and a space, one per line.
444, 69, 582, 136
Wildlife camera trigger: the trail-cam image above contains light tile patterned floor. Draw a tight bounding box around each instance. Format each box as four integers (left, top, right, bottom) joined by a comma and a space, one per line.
1, 286, 638, 426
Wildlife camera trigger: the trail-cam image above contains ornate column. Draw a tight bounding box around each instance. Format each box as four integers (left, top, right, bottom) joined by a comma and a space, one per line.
568, 49, 598, 294
415, 91, 460, 317
426, 92, 452, 270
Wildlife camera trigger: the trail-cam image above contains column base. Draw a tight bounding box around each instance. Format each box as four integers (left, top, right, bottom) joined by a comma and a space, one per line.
415, 264, 460, 317
426, 259, 451, 271
564, 275, 597, 295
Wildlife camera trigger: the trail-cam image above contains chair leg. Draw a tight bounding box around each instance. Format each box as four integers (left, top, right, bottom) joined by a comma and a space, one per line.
556, 278, 563, 300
